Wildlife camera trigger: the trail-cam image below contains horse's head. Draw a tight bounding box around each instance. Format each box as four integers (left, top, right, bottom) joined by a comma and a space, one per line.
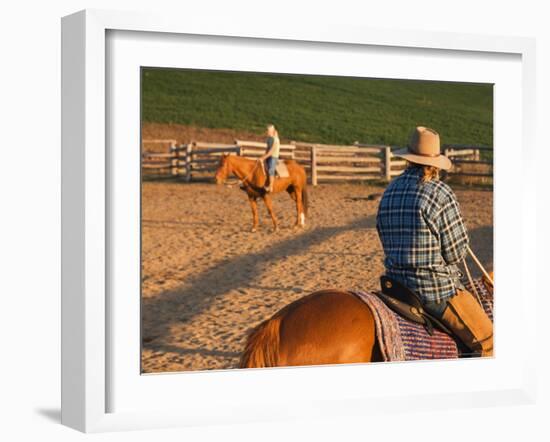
215, 154, 231, 185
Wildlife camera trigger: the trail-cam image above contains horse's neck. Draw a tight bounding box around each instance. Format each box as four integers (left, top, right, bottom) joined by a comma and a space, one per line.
230, 157, 260, 183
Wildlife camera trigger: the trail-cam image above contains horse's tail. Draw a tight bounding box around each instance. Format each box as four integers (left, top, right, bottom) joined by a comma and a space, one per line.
239, 316, 281, 368
302, 185, 309, 216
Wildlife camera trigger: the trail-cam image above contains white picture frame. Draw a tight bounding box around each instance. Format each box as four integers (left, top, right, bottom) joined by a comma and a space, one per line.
61, 9, 537, 433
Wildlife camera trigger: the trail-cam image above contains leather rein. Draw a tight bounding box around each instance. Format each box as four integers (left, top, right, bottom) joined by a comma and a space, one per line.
225, 159, 265, 190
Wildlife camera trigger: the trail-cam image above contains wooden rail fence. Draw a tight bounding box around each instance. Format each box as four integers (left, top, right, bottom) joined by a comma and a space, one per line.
142, 139, 492, 185
141, 139, 178, 174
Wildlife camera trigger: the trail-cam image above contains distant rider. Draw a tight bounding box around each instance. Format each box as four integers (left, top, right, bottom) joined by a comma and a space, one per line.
259, 124, 281, 193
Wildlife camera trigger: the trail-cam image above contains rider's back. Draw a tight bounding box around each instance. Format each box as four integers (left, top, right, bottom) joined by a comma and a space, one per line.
376, 166, 469, 304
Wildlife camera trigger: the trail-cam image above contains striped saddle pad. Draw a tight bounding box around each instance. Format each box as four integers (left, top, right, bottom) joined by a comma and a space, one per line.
352, 278, 493, 361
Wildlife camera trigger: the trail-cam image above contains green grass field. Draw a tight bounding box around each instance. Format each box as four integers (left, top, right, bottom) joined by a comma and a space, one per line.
141, 68, 493, 148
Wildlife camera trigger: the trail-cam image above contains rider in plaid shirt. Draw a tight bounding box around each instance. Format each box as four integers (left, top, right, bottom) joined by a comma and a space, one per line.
376, 166, 468, 305
376, 127, 493, 357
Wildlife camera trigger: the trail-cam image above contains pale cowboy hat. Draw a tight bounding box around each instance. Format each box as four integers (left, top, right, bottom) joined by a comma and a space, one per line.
393, 126, 452, 171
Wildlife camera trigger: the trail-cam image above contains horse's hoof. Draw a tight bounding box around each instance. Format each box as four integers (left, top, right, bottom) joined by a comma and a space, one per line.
250, 227, 257, 233
272, 227, 279, 233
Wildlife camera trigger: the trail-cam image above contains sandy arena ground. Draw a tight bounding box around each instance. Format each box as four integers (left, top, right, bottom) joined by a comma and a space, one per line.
141, 181, 493, 373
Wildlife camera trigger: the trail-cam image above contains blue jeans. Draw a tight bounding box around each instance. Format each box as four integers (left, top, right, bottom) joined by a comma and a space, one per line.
266, 157, 278, 176
423, 297, 450, 318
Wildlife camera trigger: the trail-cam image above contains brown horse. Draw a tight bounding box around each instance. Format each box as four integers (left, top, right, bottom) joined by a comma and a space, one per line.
240, 273, 494, 368
215, 155, 309, 232
240, 289, 381, 367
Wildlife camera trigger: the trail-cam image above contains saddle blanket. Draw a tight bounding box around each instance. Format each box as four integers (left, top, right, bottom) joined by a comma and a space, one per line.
352, 278, 493, 361
275, 161, 289, 178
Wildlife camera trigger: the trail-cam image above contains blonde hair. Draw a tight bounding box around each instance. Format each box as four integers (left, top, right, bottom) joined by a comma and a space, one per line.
267, 124, 279, 138
409, 163, 440, 183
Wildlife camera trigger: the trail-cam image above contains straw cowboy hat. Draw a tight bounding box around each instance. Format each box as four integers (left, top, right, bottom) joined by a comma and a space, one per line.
393, 126, 452, 171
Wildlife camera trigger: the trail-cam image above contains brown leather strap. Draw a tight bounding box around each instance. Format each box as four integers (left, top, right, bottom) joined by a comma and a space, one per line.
378, 276, 455, 337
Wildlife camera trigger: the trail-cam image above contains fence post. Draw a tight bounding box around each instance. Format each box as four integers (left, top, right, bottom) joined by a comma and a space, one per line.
310, 144, 318, 186
185, 142, 193, 182
384, 146, 392, 181
170, 142, 178, 177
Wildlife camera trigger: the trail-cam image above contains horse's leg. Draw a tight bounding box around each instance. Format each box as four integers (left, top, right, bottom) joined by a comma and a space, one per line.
285, 186, 300, 229
294, 188, 305, 228
240, 290, 380, 368
248, 195, 259, 232
262, 194, 278, 231
286, 186, 297, 202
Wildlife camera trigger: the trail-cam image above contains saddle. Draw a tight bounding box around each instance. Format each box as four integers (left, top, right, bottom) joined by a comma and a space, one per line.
260, 159, 290, 178
376, 276, 453, 337
275, 161, 289, 178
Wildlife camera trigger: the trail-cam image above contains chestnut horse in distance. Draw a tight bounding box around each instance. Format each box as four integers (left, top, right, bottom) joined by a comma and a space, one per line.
215, 154, 309, 232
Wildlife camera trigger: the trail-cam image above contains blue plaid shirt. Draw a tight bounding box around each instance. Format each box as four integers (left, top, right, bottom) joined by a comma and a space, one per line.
376, 167, 469, 303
